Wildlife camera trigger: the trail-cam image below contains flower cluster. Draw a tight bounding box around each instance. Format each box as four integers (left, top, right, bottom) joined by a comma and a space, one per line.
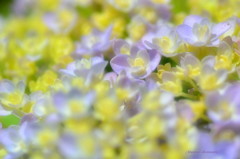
0, 0, 240, 159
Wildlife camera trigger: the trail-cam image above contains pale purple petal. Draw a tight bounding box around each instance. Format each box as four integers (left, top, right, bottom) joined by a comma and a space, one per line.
58, 134, 82, 158
148, 49, 161, 71
0, 80, 14, 93
212, 22, 231, 37
91, 61, 108, 75
91, 56, 106, 65
110, 55, 130, 74
183, 15, 205, 27
180, 53, 200, 68
191, 132, 239, 159
137, 50, 150, 63
103, 72, 118, 85
94, 26, 112, 52
112, 39, 130, 55
213, 120, 240, 137
59, 62, 76, 76
176, 25, 196, 44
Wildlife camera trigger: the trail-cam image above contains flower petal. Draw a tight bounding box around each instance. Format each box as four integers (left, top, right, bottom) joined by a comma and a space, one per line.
110, 55, 130, 74
148, 49, 161, 71
183, 15, 205, 27
176, 24, 196, 44
212, 21, 231, 37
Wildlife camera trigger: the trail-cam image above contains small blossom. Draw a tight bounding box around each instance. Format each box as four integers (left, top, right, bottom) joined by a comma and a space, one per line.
75, 26, 112, 57
110, 46, 160, 79
206, 83, 240, 122
143, 24, 182, 56
43, 9, 77, 34
60, 57, 108, 83
177, 15, 231, 46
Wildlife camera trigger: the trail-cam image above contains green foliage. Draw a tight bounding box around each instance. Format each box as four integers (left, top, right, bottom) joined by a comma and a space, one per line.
0, 114, 20, 128
171, 0, 189, 13
0, 0, 14, 16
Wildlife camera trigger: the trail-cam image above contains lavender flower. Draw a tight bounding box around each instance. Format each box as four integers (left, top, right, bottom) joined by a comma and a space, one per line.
43, 9, 77, 34
58, 133, 83, 158
206, 83, 240, 122
177, 15, 231, 46
110, 46, 161, 79
112, 39, 132, 55
190, 131, 240, 159
0, 80, 27, 113
53, 90, 95, 118
0, 126, 27, 158
143, 24, 182, 56
60, 57, 108, 82
75, 26, 112, 57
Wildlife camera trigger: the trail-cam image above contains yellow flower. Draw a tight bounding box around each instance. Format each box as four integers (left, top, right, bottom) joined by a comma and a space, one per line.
157, 63, 172, 79
161, 72, 182, 94
154, 36, 174, 53
47, 36, 74, 64
116, 88, 130, 100
136, 7, 158, 23
39, 0, 59, 10
94, 97, 120, 121
29, 70, 58, 92
143, 116, 164, 138
128, 18, 146, 41
0, 148, 7, 158
142, 90, 161, 111
37, 129, 58, 147
187, 100, 206, 120
66, 118, 94, 134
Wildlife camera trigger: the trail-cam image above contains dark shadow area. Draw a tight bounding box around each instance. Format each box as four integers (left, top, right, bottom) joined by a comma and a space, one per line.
0, 0, 14, 16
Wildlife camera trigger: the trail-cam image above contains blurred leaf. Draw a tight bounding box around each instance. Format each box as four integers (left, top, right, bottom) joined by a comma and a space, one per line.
0, 0, 14, 16
76, 6, 94, 18
0, 114, 20, 128
171, 0, 189, 13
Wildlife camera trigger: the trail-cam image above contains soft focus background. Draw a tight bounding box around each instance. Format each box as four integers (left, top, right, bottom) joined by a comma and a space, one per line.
0, 0, 240, 159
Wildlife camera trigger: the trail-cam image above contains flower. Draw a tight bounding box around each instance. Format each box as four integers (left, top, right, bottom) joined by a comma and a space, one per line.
75, 26, 112, 57
143, 24, 182, 56
206, 83, 240, 122
180, 53, 201, 78
43, 9, 77, 34
53, 90, 95, 118
0, 80, 27, 116
58, 133, 83, 158
197, 60, 227, 91
112, 39, 132, 55
60, 57, 108, 84
176, 15, 231, 46
191, 131, 240, 159
110, 45, 160, 79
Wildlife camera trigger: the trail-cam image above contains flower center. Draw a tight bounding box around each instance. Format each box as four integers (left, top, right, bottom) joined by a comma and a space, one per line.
120, 44, 130, 55
133, 57, 145, 67
154, 36, 173, 53
196, 25, 209, 41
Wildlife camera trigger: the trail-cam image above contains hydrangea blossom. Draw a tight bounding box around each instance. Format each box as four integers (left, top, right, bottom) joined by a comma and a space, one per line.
111, 44, 161, 78
143, 24, 183, 56
75, 26, 112, 57
60, 57, 108, 84
177, 15, 231, 46
1, 0, 240, 159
